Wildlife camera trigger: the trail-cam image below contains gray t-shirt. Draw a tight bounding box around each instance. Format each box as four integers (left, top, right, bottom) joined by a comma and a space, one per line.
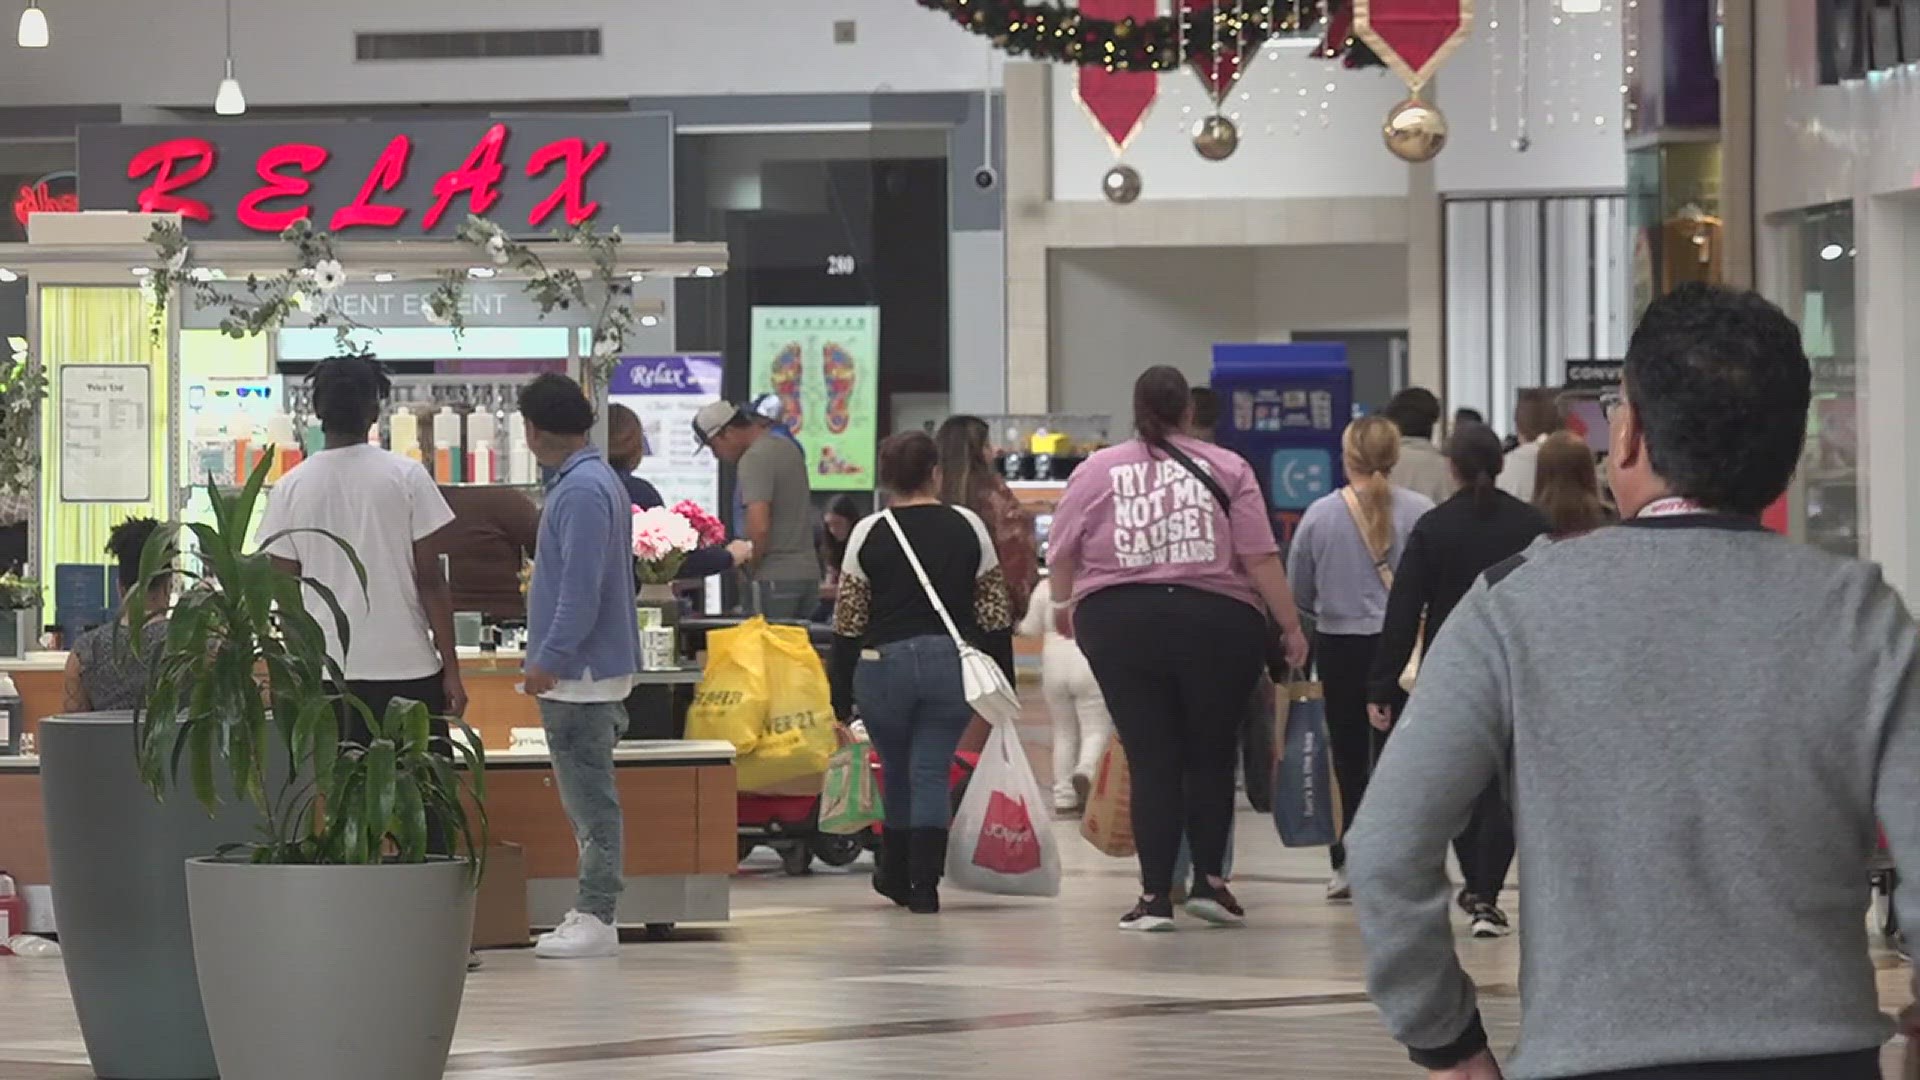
737, 433, 817, 583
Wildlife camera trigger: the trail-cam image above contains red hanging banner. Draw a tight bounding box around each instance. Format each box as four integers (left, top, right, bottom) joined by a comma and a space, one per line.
1074, 0, 1159, 154
1181, 0, 1258, 106
1353, 0, 1473, 91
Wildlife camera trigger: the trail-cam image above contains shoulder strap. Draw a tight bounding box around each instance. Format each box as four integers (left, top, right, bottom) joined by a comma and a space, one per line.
1339, 486, 1395, 590
881, 509, 966, 649
1154, 438, 1231, 511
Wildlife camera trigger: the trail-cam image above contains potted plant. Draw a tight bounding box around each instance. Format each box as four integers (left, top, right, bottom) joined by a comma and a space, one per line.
130, 458, 489, 1080
0, 571, 37, 658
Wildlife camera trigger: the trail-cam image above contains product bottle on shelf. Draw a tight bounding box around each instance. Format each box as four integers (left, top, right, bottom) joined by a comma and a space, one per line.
432, 408, 463, 484
506, 410, 535, 485
264, 413, 298, 481
390, 407, 420, 465
227, 412, 259, 485
189, 411, 234, 489
467, 410, 497, 485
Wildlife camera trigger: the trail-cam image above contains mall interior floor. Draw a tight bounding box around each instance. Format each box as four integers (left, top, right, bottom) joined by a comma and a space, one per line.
0, 692, 1912, 1079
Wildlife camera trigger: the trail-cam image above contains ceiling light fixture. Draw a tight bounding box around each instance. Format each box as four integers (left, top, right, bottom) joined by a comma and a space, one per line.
1559, 0, 1604, 11
372, 271, 396, 283
0, 268, 16, 283
639, 314, 661, 327
131, 266, 152, 277
692, 265, 715, 278
467, 266, 496, 279
628, 271, 646, 283
214, 0, 246, 115
1820, 243, 1844, 261
16, 1, 46, 48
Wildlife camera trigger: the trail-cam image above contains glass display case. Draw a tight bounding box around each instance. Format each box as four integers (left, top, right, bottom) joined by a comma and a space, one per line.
1790, 204, 1860, 559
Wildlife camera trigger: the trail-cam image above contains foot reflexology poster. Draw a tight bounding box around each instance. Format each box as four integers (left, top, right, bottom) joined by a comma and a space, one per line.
748, 306, 879, 491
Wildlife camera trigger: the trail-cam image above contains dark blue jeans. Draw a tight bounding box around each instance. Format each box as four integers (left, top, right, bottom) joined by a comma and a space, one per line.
855, 635, 975, 830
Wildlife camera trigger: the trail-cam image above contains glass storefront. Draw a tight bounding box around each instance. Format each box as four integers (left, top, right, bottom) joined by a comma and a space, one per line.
1792, 203, 1860, 559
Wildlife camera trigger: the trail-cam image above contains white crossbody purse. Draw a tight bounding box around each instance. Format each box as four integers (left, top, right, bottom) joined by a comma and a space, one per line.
881, 509, 1023, 728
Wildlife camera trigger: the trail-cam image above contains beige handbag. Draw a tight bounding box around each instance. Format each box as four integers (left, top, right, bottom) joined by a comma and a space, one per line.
1339, 487, 1422, 693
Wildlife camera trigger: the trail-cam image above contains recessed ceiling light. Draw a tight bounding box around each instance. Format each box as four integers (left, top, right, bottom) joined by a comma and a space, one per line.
467, 266, 496, 279
693, 265, 715, 278
131, 266, 152, 277
639, 314, 661, 327
629, 271, 646, 283
0, 268, 17, 283
372, 271, 396, 283
1820, 243, 1844, 261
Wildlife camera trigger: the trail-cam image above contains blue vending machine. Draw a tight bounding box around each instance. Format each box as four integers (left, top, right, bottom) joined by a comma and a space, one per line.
1210, 342, 1353, 550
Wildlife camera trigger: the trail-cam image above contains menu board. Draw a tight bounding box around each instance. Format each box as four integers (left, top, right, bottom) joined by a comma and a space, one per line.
748, 306, 879, 491
59, 365, 152, 502
607, 355, 723, 517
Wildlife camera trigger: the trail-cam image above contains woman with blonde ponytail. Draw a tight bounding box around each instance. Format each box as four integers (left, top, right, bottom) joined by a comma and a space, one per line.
1286, 413, 1434, 900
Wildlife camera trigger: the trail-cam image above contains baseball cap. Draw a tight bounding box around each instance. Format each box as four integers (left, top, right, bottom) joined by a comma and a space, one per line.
691, 400, 746, 452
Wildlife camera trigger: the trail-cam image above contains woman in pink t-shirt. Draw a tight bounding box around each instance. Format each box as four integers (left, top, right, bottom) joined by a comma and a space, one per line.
1048, 366, 1309, 932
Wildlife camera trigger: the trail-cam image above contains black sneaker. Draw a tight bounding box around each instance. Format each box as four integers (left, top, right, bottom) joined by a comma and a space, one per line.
1118, 895, 1176, 932
1183, 882, 1246, 927
1469, 902, 1512, 939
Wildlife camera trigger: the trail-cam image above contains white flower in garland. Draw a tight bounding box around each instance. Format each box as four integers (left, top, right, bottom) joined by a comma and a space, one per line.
291, 291, 318, 315
138, 274, 160, 306
591, 331, 621, 361
167, 246, 190, 274
311, 259, 347, 294
486, 234, 509, 265
424, 299, 454, 326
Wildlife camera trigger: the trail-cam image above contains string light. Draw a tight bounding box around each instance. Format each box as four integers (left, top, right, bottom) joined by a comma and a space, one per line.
1489, 0, 1503, 133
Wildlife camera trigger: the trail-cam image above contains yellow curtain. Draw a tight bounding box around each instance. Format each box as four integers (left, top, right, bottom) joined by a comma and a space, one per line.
37, 287, 168, 613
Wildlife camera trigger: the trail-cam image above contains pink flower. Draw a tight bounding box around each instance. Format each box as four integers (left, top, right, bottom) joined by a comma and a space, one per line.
633, 506, 699, 562
670, 500, 727, 546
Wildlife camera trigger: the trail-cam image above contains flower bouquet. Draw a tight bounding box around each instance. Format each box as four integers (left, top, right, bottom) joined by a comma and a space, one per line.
633, 501, 726, 584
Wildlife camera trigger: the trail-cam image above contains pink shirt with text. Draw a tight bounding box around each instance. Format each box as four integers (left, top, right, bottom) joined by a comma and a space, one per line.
1048, 434, 1277, 614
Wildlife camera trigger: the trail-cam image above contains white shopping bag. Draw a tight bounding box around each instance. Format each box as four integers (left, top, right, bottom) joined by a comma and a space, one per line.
946, 720, 1061, 897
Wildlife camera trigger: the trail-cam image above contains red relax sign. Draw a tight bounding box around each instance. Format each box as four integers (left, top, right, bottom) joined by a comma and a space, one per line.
127, 122, 608, 235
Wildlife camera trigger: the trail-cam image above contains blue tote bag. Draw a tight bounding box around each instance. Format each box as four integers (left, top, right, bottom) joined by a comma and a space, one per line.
1272, 678, 1345, 848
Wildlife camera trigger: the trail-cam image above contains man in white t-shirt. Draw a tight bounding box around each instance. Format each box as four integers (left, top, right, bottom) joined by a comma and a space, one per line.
259, 356, 465, 801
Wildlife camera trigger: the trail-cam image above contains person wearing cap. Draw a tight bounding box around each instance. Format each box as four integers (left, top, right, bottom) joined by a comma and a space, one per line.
693, 400, 819, 620
607, 404, 751, 579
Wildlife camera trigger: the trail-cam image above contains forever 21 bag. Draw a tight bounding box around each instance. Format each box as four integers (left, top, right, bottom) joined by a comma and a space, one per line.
880, 510, 1023, 729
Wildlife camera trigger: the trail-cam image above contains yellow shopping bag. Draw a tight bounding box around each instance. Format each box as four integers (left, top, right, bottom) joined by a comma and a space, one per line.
688, 618, 838, 792
686, 618, 771, 755
743, 622, 838, 790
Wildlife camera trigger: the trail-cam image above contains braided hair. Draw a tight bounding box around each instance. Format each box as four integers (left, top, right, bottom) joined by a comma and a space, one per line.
306, 355, 390, 437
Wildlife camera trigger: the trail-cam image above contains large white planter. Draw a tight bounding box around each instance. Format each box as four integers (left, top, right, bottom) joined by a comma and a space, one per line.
185, 859, 476, 1080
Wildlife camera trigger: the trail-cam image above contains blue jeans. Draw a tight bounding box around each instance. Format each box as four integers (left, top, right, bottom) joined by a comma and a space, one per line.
538, 698, 628, 923
855, 635, 975, 830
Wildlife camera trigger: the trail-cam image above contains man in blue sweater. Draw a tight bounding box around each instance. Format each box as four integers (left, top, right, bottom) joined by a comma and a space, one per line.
518, 374, 639, 960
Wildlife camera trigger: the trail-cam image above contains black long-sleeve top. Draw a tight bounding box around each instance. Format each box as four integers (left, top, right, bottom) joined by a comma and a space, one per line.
1367, 488, 1549, 705
828, 504, 1015, 720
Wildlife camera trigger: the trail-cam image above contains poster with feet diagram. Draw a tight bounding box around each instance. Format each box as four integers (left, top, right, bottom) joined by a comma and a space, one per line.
748, 306, 878, 491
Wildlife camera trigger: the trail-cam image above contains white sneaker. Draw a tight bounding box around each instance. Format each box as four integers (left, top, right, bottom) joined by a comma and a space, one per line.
1325, 869, 1352, 902
534, 911, 619, 959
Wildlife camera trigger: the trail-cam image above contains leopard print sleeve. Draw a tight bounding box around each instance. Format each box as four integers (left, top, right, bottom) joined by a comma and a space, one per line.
974, 565, 1013, 633
833, 573, 872, 639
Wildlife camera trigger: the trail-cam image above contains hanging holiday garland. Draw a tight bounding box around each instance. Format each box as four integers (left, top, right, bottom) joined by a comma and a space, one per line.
911, 0, 1381, 71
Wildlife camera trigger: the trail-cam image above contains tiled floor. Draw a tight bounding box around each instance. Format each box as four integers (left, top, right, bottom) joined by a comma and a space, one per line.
1, 698, 1911, 1078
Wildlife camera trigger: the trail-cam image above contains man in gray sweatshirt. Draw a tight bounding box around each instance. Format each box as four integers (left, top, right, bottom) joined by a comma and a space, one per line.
1347, 283, 1920, 1080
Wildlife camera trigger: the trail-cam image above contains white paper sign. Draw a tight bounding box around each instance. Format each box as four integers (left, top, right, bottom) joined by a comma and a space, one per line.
60, 366, 152, 503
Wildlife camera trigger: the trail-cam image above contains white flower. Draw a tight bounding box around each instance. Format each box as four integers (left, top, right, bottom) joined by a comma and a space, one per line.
138, 275, 159, 305
291, 291, 317, 315
311, 259, 346, 293
486, 234, 509, 265
167, 247, 189, 273
591, 332, 620, 360
424, 300, 453, 326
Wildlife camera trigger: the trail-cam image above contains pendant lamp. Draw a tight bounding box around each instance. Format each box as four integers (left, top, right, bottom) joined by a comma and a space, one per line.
214, 0, 245, 115
17, 2, 47, 48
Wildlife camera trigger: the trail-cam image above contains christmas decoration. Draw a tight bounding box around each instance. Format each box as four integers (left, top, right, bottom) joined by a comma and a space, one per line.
1102, 164, 1143, 203
1383, 98, 1448, 161
1192, 114, 1241, 160
912, 0, 1383, 72
1353, 0, 1472, 159
1074, 0, 1157, 202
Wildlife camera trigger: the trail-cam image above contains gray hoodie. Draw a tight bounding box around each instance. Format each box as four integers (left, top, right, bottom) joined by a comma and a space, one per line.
1347, 515, 1920, 1078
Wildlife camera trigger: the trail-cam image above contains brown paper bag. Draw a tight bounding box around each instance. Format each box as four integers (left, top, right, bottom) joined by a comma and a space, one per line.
1078, 742, 1136, 858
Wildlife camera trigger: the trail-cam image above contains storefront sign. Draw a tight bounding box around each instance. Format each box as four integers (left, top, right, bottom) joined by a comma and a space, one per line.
749, 306, 879, 492
11, 170, 77, 231
607, 355, 724, 517
59, 365, 152, 503
1563, 359, 1624, 392
77, 114, 672, 240
179, 279, 590, 330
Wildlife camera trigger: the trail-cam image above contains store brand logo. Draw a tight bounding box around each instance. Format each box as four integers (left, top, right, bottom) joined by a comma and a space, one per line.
11, 171, 78, 229
628, 359, 692, 392
124, 122, 608, 235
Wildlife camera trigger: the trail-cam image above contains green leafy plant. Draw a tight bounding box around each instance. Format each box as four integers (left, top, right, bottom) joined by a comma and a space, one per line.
129, 454, 487, 868
0, 335, 48, 498
455, 214, 640, 384
0, 572, 38, 610
145, 219, 366, 351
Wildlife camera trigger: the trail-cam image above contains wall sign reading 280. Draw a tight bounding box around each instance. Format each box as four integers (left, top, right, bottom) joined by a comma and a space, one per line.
125, 122, 607, 234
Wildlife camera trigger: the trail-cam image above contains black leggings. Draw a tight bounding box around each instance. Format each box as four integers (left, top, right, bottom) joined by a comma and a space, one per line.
1075, 585, 1266, 897
1316, 633, 1397, 871
1564, 1050, 1880, 1079
1455, 785, 1515, 904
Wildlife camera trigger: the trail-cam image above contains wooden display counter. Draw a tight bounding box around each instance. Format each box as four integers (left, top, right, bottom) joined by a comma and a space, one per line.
2, 650, 702, 751
0, 739, 737, 934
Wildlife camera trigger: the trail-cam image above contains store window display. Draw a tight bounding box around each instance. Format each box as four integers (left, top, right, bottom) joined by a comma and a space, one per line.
1794, 204, 1860, 559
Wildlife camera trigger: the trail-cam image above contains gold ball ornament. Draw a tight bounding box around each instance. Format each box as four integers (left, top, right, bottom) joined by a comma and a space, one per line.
1382, 98, 1449, 163
1192, 114, 1239, 161
1102, 164, 1142, 204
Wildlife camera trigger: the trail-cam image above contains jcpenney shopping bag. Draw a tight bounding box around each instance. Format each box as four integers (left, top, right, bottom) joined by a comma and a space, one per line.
947, 721, 1061, 896
1272, 679, 1345, 848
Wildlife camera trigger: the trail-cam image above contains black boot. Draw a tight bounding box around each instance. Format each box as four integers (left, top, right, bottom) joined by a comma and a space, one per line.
871, 830, 909, 908
907, 828, 948, 914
